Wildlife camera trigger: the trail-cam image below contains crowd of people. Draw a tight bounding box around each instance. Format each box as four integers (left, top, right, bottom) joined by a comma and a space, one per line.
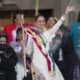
0, 4, 80, 80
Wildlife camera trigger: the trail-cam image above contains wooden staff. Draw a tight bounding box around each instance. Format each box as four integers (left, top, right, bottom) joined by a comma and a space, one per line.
21, 14, 27, 76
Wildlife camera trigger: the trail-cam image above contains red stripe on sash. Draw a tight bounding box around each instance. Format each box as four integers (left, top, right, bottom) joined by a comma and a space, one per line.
26, 29, 51, 71
32, 37, 51, 71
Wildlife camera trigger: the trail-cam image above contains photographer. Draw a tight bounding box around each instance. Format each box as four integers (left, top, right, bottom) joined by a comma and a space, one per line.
0, 33, 17, 80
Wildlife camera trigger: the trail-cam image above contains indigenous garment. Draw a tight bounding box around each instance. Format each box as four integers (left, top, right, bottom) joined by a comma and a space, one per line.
26, 16, 65, 80
73, 25, 80, 80
10, 40, 27, 80
32, 64, 45, 80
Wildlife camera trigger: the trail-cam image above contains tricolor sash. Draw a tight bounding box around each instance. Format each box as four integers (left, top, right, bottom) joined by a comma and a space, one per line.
24, 26, 56, 76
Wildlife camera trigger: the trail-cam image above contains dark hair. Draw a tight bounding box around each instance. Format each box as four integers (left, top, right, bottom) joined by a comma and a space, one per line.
0, 33, 8, 42
59, 24, 69, 36
13, 11, 21, 23
47, 16, 57, 23
47, 16, 53, 20
35, 14, 45, 22
77, 12, 80, 22
16, 27, 22, 35
16, 27, 22, 41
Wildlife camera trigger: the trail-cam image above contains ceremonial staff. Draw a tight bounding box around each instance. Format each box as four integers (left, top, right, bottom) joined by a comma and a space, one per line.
35, 0, 39, 16
21, 14, 27, 76
64, 0, 73, 26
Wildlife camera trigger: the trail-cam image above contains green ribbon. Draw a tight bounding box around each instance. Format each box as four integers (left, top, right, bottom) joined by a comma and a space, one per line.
40, 35, 55, 71
49, 50, 55, 71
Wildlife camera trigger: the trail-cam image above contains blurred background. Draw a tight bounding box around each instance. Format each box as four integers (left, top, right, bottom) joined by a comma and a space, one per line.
0, 0, 80, 27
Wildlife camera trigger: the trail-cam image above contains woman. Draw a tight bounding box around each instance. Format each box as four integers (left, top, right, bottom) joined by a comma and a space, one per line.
26, 5, 75, 80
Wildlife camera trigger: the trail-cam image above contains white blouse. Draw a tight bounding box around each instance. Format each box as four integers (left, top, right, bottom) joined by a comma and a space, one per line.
26, 16, 65, 80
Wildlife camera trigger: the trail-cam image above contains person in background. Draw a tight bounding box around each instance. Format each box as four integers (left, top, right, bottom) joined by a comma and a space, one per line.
4, 12, 24, 44
46, 16, 58, 45
50, 25, 79, 80
0, 33, 17, 80
46, 16, 58, 30
70, 12, 80, 80
10, 27, 32, 80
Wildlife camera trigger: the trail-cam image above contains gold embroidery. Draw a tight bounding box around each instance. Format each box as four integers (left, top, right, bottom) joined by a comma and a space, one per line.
49, 71, 56, 76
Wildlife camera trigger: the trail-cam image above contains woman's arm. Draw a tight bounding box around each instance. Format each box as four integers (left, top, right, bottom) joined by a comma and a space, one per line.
45, 6, 75, 37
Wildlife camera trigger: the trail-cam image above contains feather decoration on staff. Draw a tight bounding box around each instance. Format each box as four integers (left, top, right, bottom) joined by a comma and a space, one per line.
21, 14, 27, 77
64, 0, 73, 26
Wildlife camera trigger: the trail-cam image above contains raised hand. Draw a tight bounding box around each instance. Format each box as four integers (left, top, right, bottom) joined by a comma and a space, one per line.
65, 5, 75, 15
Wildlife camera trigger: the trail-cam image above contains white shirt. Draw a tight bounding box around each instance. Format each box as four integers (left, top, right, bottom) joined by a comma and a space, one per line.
12, 28, 17, 41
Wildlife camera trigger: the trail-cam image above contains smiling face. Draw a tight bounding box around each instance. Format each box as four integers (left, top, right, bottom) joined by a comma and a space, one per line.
47, 17, 56, 28
35, 16, 45, 30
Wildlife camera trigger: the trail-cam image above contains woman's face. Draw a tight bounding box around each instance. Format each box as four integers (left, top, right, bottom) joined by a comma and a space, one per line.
47, 17, 56, 28
35, 16, 45, 30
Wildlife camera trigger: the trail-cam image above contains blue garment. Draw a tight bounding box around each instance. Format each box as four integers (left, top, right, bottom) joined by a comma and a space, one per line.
10, 40, 27, 64
70, 22, 80, 53
10, 40, 28, 80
